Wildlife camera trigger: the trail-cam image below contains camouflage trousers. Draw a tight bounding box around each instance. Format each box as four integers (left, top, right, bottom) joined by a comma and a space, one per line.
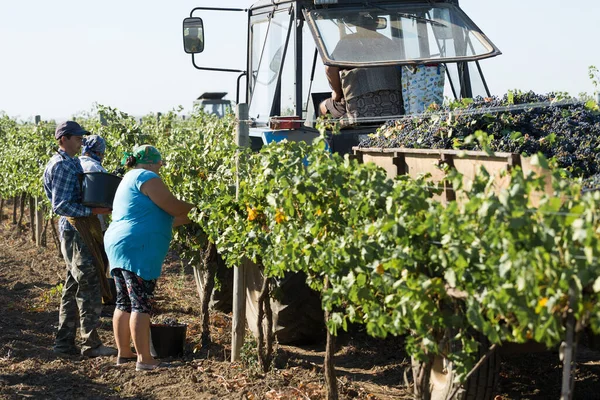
55, 230, 103, 353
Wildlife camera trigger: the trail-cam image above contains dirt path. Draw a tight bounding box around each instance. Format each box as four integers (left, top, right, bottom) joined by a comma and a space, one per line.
0, 217, 411, 400
0, 210, 599, 399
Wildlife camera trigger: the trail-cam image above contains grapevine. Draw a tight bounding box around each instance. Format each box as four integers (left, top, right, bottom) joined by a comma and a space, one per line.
1, 94, 600, 388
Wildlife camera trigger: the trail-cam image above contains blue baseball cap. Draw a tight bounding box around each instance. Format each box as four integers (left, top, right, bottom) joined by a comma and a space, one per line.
55, 121, 89, 140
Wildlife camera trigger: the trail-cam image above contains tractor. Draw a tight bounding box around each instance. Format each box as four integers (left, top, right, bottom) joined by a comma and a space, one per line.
183, 0, 500, 152
193, 92, 233, 118
183, 2, 502, 398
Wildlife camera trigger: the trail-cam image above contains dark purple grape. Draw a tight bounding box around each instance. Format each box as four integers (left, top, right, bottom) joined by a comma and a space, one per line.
358, 91, 600, 179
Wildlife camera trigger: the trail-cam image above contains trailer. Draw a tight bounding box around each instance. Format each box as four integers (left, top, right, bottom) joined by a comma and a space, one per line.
352, 145, 594, 400
352, 147, 552, 204
180, 2, 536, 398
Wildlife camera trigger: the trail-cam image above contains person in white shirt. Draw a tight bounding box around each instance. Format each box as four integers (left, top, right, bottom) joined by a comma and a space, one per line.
80, 135, 107, 173
80, 135, 109, 231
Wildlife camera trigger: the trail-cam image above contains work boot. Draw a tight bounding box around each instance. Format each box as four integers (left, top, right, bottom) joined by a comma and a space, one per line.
53, 345, 80, 357
82, 345, 118, 357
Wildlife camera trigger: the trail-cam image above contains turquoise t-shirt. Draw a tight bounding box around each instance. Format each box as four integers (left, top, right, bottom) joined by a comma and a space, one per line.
105, 169, 174, 280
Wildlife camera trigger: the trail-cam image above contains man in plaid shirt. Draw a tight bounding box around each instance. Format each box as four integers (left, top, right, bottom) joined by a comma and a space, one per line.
43, 120, 117, 358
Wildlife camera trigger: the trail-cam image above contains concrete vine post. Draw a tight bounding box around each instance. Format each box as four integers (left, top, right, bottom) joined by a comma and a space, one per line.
323, 277, 339, 400
231, 103, 249, 362
560, 283, 578, 400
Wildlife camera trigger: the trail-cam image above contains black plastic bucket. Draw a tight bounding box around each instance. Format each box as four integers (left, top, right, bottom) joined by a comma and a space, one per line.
150, 324, 187, 358
81, 172, 122, 208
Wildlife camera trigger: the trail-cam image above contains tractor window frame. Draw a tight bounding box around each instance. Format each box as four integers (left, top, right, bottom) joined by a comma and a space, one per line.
248, 7, 295, 123
304, 3, 501, 68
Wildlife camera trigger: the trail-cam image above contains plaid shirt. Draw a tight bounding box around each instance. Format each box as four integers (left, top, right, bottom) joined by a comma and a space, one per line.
43, 149, 92, 237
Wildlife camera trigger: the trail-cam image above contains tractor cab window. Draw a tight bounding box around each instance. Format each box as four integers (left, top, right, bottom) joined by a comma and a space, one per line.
201, 103, 230, 118
305, 4, 500, 67
248, 10, 294, 122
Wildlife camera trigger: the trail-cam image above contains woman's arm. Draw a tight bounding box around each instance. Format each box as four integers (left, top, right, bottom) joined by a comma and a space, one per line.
141, 177, 194, 217
173, 214, 191, 227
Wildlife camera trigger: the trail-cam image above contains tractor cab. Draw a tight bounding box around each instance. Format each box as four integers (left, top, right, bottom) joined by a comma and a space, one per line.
183, 0, 500, 154
193, 92, 233, 118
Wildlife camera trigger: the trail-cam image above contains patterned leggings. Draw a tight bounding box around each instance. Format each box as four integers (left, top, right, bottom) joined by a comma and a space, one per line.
112, 268, 157, 314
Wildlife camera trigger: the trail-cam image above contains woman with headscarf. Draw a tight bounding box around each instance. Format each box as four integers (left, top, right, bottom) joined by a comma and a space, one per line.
104, 144, 194, 371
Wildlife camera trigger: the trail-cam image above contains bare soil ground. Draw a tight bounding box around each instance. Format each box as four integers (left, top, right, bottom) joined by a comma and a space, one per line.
1, 202, 600, 400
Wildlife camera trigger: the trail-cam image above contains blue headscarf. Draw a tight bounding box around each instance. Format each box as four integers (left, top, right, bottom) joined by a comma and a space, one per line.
82, 135, 106, 162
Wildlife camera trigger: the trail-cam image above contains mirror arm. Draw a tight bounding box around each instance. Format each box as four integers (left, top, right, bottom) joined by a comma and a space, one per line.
189, 7, 247, 17
192, 54, 245, 74
236, 72, 248, 104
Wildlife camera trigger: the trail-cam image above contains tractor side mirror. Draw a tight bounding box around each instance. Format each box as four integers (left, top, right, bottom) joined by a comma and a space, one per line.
183, 17, 205, 54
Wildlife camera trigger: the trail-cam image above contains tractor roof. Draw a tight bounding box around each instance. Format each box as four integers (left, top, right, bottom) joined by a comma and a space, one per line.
197, 92, 228, 100
250, 0, 457, 9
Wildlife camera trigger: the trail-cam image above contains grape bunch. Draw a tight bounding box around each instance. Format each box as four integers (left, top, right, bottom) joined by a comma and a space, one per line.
358, 91, 600, 180
582, 173, 600, 192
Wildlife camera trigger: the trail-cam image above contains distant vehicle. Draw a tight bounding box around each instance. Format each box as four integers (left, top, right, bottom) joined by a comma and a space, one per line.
193, 92, 232, 118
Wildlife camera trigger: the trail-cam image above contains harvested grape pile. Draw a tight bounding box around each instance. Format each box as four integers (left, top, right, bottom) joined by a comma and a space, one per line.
358, 91, 600, 180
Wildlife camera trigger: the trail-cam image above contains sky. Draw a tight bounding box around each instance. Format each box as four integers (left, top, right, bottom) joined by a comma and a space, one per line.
0, 0, 598, 121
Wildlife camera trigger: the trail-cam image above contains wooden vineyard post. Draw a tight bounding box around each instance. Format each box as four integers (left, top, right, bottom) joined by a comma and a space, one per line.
18, 193, 26, 227
12, 196, 18, 224
392, 152, 406, 176
29, 196, 35, 242
231, 103, 249, 362
34, 116, 44, 246
35, 198, 44, 246
440, 153, 456, 203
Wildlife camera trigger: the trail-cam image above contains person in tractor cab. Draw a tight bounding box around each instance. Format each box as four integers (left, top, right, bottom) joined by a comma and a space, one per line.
184, 27, 203, 53
319, 13, 401, 119
43, 121, 117, 358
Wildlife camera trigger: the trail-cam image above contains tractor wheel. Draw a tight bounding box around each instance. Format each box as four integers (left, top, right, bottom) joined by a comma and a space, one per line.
412, 335, 500, 400
192, 253, 233, 313
244, 261, 325, 345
